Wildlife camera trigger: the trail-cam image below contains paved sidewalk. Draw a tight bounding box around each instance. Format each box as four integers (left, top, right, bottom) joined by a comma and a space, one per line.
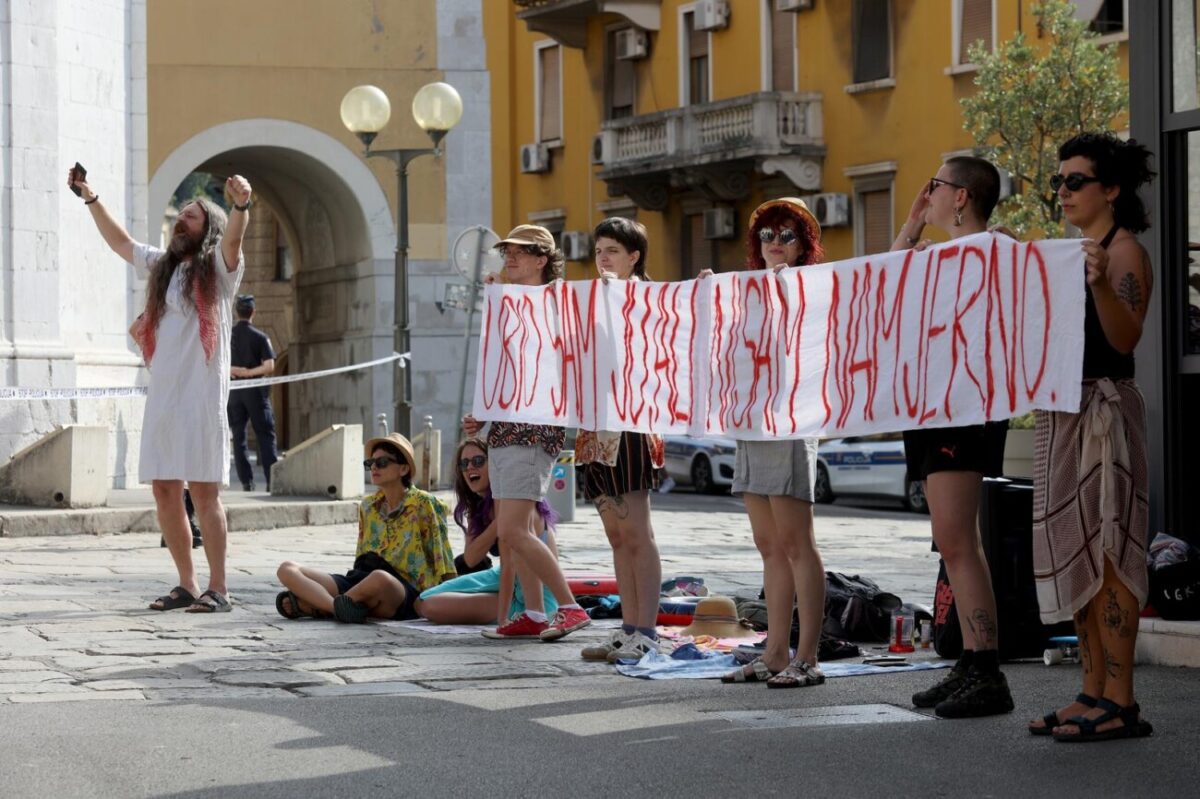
0, 492, 937, 704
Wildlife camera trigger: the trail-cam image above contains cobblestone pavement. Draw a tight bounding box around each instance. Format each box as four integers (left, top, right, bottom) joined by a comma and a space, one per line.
0, 492, 936, 705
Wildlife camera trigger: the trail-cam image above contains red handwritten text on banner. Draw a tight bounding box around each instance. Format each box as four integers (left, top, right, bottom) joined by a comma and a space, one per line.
472, 233, 1084, 439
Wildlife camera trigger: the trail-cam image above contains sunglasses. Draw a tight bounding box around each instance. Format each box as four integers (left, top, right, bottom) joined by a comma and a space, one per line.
1050, 172, 1102, 192
757, 227, 800, 245
458, 454, 487, 470
928, 177, 970, 194
363, 456, 400, 470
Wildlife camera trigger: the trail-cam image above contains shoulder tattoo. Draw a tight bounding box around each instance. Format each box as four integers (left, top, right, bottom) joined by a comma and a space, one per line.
1117, 272, 1143, 312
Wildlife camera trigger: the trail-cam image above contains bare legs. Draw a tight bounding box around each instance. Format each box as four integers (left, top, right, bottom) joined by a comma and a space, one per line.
276, 562, 408, 620
924, 471, 998, 653
152, 479, 226, 599
1045, 557, 1146, 736
743, 493, 823, 672
495, 498, 574, 607
595, 490, 661, 630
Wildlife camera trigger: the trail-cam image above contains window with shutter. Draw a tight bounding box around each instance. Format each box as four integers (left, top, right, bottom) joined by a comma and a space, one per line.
538, 44, 562, 142
861, 188, 893, 256
959, 0, 992, 64
771, 5, 796, 92
685, 11, 710, 105
607, 30, 636, 120
852, 0, 890, 84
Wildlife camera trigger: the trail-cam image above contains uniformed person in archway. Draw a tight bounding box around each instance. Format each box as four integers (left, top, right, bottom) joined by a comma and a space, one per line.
229, 294, 280, 490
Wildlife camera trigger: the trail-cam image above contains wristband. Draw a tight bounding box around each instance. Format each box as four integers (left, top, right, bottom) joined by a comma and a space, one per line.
233, 200, 252, 212
84, 195, 99, 205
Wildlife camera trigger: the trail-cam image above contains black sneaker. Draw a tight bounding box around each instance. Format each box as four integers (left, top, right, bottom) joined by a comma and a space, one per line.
934, 669, 1015, 718
912, 660, 969, 708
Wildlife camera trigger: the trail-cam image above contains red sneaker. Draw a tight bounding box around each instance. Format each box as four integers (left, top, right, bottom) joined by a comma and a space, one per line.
538, 606, 592, 641
481, 613, 549, 639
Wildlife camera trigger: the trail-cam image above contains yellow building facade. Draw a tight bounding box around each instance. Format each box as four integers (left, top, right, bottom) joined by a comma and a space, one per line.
146, 0, 493, 463
487, 0, 1129, 280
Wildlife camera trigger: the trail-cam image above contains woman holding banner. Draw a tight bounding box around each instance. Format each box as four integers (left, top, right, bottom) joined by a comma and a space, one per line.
575, 218, 669, 664
462, 225, 592, 641
708, 198, 829, 688
1030, 133, 1155, 743
890, 157, 1014, 718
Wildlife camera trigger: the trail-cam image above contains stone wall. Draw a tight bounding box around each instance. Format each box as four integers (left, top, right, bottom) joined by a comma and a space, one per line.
1, 0, 148, 488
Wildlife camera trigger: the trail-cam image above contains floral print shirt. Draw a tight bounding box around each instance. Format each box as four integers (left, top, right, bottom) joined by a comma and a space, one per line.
357, 488, 457, 592
575, 429, 665, 468
487, 422, 565, 457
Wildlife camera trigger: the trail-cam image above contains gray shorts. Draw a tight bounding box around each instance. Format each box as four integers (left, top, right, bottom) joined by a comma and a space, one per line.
488, 444, 557, 501
732, 438, 819, 501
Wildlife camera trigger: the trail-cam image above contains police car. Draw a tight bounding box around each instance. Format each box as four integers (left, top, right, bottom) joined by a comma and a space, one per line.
816, 432, 928, 513
661, 435, 737, 494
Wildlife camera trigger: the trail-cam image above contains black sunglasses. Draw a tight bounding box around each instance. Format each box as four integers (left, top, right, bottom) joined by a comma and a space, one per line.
1050, 172, 1102, 192
757, 227, 799, 245
458, 454, 487, 470
363, 456, 400, 470
928, 177, 970, 195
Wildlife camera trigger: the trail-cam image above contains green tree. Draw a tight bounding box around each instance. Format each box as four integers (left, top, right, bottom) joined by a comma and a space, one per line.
170, 171, 226, 210
960, 0, 1127, 237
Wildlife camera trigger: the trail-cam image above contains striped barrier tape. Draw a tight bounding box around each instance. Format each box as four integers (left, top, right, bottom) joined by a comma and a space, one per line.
0, 352, 408, 401
556, 452, 575, 464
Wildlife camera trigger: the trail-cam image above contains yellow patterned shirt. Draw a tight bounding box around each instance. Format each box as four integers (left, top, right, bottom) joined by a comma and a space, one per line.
356, 488, 456, 592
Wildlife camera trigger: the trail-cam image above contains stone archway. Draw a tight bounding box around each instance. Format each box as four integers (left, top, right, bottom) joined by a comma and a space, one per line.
149, 119, 397, 448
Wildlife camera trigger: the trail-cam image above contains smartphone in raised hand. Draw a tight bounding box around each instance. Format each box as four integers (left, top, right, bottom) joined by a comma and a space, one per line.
69, 162, 87, 196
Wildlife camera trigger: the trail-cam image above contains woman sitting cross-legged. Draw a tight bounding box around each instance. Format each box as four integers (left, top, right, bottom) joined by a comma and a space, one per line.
413, 438, 559, 628
275, 433, 456, 623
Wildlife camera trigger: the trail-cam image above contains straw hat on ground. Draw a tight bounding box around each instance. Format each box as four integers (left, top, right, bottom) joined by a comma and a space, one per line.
679, 596, 759, 640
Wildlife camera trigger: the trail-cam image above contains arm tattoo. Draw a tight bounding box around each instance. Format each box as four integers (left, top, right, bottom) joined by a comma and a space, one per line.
1117, 272, 1143, 312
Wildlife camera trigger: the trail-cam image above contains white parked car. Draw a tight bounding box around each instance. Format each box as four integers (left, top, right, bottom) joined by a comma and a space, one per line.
662, 435, 737, 494
816, 432, 928, 513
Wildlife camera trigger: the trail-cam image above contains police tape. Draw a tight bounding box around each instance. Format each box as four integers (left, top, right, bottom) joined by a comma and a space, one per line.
0, 352, 409, 401
556, 452, 575, 464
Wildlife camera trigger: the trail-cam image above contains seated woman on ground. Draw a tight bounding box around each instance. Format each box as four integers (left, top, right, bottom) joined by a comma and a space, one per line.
274, 433, 456, 623
414, 437, 559, 629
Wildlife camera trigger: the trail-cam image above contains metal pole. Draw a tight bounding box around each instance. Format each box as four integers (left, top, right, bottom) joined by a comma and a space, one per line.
455, 225, 486, 436
395, 160, 412, 440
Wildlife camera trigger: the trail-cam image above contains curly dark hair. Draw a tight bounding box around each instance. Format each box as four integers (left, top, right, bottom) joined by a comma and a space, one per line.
527, 243, 564, 284
1058, 132, 1156, 233
744, 205, 824, 271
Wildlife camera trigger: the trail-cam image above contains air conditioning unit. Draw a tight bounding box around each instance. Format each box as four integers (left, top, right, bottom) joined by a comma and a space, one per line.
777, 0, 814, 11
590, 133, 606, 166
615, 27, 648, 60
702, 207, 736, 240
520, 143, 551, 174
561, 231, 593, 261
694, 0, 730, 31
806, 192, 850, 227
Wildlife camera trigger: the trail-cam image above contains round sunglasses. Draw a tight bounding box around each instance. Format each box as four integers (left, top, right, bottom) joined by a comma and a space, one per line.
458, 454, 487, 470
1050, 172, 1102, 192
757, 227, 799, 245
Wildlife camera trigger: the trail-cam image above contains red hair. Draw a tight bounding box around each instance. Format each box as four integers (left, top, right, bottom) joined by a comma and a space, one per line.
743, 205, 824, 271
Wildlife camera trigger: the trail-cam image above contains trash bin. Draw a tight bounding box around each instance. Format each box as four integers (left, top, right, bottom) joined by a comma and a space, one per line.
547, 449, 576, 523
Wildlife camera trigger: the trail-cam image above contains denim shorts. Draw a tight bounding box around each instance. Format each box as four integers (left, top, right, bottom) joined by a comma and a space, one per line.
488, 444, 557, 501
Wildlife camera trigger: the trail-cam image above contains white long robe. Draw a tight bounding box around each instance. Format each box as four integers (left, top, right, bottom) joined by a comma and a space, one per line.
133, 243, 244, 484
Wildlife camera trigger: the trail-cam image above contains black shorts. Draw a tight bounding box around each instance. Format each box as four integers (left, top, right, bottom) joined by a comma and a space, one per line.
582, 431, 662, 501
903, 422, 1008, 482
331, 565, 420, 621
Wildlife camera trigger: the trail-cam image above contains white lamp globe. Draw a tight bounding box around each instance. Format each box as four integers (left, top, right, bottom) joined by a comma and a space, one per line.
340, 85, 391, 134
411, 82, 463, 132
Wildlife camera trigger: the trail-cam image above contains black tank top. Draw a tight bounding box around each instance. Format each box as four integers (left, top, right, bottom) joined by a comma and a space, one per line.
1082, 225, 1135, 380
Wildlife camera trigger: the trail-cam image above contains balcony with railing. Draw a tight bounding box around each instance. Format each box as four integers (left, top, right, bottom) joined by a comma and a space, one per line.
513, 0, 660, 48
594, 91, 825, 210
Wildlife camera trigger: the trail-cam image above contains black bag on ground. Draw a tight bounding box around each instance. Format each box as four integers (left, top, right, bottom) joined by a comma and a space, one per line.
933, 558, 963, 658
1149, 561, 1200, 620
822, 572, 901, 643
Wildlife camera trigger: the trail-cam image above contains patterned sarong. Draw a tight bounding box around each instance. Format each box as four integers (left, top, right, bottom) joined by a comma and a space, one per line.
1031, 378, 1149, 624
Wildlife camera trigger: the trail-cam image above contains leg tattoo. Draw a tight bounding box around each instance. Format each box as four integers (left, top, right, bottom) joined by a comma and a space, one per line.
967, 609, 999, 649
1104, 651, 1121, 680
1102, 588, 1132, 637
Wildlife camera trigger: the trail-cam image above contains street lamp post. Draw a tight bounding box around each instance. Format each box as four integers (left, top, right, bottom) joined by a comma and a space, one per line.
340, 82, 463, 439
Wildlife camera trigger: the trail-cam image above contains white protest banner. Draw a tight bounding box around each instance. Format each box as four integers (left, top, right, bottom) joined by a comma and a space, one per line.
471, 232, 1085, 439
